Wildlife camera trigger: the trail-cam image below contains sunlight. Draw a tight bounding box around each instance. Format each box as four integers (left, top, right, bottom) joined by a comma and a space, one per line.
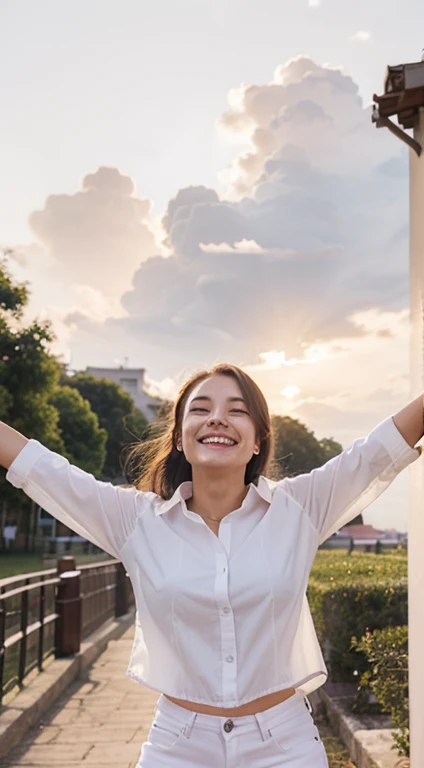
256, 344, 343, 370
281, 385, 301, 399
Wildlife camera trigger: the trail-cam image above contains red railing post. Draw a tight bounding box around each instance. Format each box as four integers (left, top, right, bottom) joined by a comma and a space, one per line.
55, 556, 81, 657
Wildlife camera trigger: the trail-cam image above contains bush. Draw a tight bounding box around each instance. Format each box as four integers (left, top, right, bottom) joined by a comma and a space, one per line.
308, 551, 408, 682
350, 625, 409, 758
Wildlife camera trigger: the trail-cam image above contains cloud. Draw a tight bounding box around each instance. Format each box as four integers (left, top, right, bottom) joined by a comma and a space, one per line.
27, 58, 410, 439
350, 30, 372, 42
8, 54, 412, 531
308, 0, 321, 7
28, 167, 158, 299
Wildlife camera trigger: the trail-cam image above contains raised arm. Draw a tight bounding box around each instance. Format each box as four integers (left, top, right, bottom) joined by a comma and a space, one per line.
2, 427, 151, 559
392, 393, 424, 448
0, 421, 29, 469
279, 413, 422, 546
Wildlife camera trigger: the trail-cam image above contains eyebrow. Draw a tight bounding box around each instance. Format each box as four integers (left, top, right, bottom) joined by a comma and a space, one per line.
189, 396, 247, 406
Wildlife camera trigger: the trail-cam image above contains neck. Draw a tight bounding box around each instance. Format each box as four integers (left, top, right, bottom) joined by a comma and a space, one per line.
187, 469, 250, 521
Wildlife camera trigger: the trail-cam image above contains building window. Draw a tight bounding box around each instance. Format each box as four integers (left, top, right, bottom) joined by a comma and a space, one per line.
120, 378, 137, 391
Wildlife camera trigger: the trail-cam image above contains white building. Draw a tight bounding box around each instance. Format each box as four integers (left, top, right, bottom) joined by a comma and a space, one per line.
86, 366, 164, 423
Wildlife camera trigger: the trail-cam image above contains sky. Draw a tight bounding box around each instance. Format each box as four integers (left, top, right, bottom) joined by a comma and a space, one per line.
2, 0, 424, 531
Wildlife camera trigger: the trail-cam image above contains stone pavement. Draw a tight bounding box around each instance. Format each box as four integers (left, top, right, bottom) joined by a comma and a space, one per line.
1, 625, 159, 768
1, 623, 361, 768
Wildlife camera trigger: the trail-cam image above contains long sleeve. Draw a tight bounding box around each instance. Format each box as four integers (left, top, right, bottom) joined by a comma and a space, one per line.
279, 416, 422, 546
6, 439, 150, 559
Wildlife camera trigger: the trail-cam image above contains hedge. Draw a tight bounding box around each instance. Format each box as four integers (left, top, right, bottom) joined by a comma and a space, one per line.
308, 550, 407, 681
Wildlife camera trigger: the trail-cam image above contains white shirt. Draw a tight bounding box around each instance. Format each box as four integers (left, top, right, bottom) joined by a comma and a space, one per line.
6, 416, 421, 707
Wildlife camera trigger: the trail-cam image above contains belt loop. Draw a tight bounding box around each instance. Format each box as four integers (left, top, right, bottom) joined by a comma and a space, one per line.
182, 712, 197, 739
304, 695, 313, 715
254, 713, 269, 742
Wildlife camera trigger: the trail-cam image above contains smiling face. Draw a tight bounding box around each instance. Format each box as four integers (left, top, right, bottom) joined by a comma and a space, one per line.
178, 374, 260, 472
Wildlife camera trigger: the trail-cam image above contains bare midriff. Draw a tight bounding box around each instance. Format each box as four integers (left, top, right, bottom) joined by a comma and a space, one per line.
164, 686, 296, 716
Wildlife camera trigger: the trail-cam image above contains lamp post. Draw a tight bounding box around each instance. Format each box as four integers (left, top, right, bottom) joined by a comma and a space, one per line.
373, 61, 424, 767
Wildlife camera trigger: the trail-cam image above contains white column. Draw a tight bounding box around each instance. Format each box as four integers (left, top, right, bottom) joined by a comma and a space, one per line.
408, 106, 424, 767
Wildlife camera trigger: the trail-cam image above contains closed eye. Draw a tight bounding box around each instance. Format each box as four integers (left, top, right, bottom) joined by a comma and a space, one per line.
191, 408, 248, 414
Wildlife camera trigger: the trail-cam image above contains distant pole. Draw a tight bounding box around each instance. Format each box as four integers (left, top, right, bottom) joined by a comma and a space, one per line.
408, 105, 424, 766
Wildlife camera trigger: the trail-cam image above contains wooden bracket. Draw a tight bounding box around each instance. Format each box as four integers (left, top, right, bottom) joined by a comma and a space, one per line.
373, 113, 422, 157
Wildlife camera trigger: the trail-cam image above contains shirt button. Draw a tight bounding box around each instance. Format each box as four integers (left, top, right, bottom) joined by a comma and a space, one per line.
226, 655, 234, 663
222, 607, 231, 614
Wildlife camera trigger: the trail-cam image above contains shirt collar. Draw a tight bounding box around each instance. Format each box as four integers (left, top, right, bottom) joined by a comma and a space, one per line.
156, 475, 277, 516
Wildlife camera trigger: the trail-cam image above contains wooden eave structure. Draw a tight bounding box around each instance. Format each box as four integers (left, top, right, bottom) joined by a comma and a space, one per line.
373, 61, 424, 156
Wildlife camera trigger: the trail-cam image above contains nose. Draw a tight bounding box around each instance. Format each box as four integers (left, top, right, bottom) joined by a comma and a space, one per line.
207, 411, 228, 425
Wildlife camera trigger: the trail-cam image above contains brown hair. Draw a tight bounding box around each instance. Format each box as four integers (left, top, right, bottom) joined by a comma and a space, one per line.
123, 363, 276, 499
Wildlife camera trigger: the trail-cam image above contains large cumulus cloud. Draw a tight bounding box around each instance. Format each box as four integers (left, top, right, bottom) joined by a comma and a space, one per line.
39, 58, 410, 407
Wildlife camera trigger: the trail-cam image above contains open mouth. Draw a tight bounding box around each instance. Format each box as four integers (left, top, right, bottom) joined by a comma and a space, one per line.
198, 440, 238, 449
200, 443, 236, 448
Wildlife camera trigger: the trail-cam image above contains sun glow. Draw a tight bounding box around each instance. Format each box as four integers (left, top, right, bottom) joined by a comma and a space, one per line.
281, 385, 301, 399
255, 344, 344, 370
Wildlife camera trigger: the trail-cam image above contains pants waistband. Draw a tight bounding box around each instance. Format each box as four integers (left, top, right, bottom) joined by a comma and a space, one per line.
156, 691, 313, 741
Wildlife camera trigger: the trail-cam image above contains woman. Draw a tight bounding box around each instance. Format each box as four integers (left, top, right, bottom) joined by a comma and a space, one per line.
1, 363, 423, 767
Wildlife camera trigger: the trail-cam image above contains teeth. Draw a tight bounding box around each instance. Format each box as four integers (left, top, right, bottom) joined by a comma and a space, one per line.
201, 437, 236, 445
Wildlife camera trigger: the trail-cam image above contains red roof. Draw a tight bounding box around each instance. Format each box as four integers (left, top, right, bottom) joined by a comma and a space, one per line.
338, 524, 386, 538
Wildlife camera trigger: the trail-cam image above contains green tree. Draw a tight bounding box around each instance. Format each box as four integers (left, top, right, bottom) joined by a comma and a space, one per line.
0, 254, 64, 548
49, 386, 107, 476
0, 255, 65, 449
319, 436, 344, 462
0, 249, 28, 313
0, 254, 111, 549
270, 414, 363, 524
60, 372, 149, 479
271, 414, 343, 478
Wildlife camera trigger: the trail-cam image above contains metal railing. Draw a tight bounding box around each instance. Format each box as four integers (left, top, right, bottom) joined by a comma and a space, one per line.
0, 557, 134, 705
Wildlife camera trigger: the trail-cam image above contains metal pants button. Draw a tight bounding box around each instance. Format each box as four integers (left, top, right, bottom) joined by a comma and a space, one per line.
223, 719, 234, 732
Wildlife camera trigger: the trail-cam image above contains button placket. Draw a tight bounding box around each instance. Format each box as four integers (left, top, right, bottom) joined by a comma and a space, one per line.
214, 551, 237, 702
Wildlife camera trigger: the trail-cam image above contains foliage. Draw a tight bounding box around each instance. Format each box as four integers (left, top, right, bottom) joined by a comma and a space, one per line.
60, 371, 149, 479
49, 386, 107, 476
308, 550, 408, 679
272, 417, 365, 524
310, 549, 407, 584
350, 625, 409, 757
271, 414, 343, 476
308, 551, 410, 758
0, 256, 65, 517
0, 254, 108, 526
0, 250, 28, 314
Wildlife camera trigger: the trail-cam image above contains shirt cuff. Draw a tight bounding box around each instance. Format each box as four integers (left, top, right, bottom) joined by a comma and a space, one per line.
373, 416, 422, 467
6, 439, 50, 489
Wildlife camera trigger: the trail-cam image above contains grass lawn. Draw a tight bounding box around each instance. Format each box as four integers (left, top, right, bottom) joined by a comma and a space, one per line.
0, 553, 45, 579
0, 552, 113, 580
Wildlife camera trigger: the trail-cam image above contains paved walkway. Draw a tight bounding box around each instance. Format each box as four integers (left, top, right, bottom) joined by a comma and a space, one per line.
2, 626, 159, 768
2, 625, 357, 768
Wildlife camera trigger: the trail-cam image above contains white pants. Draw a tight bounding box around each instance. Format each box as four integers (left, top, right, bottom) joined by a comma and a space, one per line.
137, 690, 329, 767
